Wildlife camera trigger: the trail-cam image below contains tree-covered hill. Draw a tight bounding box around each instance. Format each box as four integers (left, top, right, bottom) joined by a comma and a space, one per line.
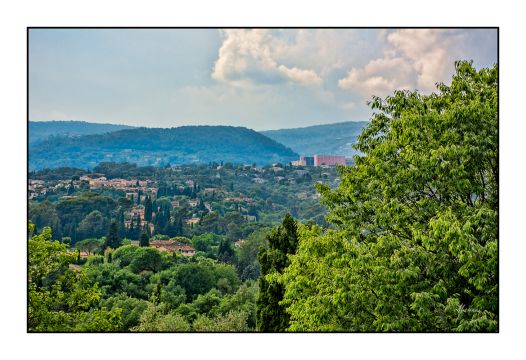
29, 120, 135, 145
261, 121, 368, 157
29, 126, 299, 170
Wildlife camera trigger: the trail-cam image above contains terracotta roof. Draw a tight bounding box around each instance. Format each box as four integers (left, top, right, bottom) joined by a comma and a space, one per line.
175, 246, 195, 252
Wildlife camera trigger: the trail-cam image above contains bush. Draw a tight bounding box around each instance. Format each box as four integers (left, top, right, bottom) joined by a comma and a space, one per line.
86, 254, 104, 266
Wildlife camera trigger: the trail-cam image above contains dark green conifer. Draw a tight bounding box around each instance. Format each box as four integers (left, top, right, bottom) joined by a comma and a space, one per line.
256, 213, 299, 331
103, 221, 121, 249
139, 230, 150, 247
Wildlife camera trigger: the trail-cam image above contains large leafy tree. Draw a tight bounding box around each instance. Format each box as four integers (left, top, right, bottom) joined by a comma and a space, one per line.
77, 210, 107, 240
256, 213, 299, 331
280, 61, 498, 332
28, 223, 122, 331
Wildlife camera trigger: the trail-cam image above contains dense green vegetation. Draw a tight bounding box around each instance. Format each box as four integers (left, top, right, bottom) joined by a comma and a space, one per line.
262, 121, 367, 157
29, 162, 335, 246
28, 224, 122, 331
29, 120, 134, 145
29, 126, 298, 170
29, 223, 261, 332
276, 61, 498, 331
28, 61, 497, 332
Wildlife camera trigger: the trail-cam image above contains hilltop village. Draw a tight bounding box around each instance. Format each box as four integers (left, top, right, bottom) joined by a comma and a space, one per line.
29, 161, 341, 254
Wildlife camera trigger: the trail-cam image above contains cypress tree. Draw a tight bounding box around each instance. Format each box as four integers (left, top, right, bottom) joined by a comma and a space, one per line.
218, 238, 236, 264
67, 181, 75, 195
139, 230, 150, 247
144, 196, 153, 222
103, 221, 121, 249
256, 213, 299, 331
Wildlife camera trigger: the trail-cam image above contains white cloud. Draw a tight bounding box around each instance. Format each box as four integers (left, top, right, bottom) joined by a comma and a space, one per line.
387, 29, 466, 91
338, 29, 473, 97
212, 29, 331, 87
338, 56, 414, 96
277, 65, 322, 86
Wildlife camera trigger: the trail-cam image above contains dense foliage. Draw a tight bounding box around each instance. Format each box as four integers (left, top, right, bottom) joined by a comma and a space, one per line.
28, 60, 497, 333
29, 223, 259, 332
278, 61, 498, 331
29, 162, 334, 244
29, 126, 298, 170
28, 224, 122, 331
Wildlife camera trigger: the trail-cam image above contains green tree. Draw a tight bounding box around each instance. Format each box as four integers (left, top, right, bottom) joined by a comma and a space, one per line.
132, 302, 191, 332
129, 247, 162, 273
75, 238, 104, 255
280, 61, 498, 332
29, 201, 61, 239
139, 230, 150, 247
237, 229, 268, 281
28, 224, 122, 331
217, 238, 236, 264
144, 195, 153, 222
103, 221, 121, 249
256, 213, 299, 331
192, 311, 249, 332
217, 281, 258, 329
77, 210, 107, 240
101, 294, 149, 331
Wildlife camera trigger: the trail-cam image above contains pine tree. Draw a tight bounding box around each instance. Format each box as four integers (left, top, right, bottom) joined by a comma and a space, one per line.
256, 213, 299, 331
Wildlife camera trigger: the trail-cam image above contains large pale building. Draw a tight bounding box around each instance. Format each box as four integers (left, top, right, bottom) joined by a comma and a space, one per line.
301, 156, 314, 166
313, 155, 346, 166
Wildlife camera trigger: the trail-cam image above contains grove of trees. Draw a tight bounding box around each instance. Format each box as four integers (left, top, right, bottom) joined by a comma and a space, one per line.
276, 61, 498, 331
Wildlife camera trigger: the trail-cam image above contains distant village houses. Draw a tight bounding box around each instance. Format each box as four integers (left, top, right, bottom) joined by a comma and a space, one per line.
149, 239, 196, 256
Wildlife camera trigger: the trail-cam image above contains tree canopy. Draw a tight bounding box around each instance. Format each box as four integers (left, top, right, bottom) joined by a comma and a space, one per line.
279, 61, 498, 332
28, 224, 122, 331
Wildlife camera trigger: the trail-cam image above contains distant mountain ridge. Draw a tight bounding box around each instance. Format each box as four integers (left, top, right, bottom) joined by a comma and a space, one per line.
29, 120, 135, 145
261, 121, 368, 158
29, 125, 298, 170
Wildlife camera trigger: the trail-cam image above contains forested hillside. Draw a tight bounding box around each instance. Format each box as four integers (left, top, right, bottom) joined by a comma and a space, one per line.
29, 120, 134, 145
29, 126, 298, 170
261, 121, 368, 157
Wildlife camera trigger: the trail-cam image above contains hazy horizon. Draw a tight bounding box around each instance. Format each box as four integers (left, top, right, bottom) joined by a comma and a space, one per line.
29, 28, 497, 131
28, 118, 369, 132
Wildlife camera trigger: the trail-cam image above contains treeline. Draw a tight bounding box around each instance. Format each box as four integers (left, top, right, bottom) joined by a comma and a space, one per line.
28, 162, 158, 180
29, 125, 298, 170
93, 162, 157, 179
29, 167, 88, 181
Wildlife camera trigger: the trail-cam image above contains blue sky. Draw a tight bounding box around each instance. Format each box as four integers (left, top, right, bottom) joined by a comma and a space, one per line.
29, 28, 497, 131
